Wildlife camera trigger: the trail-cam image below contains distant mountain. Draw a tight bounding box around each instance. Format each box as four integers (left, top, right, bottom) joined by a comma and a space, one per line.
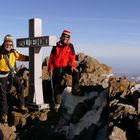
114, 72, 140, 83
130, 75, 140, 83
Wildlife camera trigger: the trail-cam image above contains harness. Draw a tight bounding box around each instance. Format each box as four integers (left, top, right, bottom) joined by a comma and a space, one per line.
0, 55, 15, 94
0, 74, 11, 94
3, 54, 16, 75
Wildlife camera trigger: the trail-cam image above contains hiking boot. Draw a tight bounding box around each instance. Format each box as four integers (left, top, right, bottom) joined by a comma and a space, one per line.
72, 90, 86, 96
19, 105, 28, 114
0, 114, 8, 123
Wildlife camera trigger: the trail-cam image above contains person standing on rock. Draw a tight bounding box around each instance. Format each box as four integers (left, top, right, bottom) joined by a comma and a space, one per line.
48, 30, 85, 111
0, 34, 29, 123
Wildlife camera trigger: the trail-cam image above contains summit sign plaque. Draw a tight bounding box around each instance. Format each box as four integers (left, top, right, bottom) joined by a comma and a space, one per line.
17, 36, 56, 47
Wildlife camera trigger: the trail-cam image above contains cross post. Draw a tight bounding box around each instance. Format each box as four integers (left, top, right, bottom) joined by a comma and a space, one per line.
16, 18, 56, 110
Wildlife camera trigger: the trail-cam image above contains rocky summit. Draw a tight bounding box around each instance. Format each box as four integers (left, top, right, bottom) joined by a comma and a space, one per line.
0, 53, 139, 140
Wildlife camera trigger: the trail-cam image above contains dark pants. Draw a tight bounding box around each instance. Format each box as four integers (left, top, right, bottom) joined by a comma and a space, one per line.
51, 66, 81, 105
0, 75, 25, 115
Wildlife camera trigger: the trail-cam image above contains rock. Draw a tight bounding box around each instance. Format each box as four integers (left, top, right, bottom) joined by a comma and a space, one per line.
109, 126, 127, 140
0, 124, 17, 140
3, 53, 139, 140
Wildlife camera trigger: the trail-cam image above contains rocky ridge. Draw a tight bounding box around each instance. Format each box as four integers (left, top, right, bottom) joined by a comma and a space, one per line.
0, 53, 139, 140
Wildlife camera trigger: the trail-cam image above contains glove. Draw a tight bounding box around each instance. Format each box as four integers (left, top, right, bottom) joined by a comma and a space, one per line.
49, 70, 53, 78
71, 67, 79, 73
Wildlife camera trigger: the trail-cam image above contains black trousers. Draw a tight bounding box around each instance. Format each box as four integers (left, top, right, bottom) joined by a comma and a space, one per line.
52, 66, 81, 105
0, 75, 25, 115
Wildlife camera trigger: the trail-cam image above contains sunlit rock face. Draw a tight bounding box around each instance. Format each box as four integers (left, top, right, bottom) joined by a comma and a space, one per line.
1, 53, 140, 140
42, 53, 113, 88
108, 76, 140, 140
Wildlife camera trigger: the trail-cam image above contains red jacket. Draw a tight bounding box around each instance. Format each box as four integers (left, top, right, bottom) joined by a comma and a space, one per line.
48, 42, 76, 71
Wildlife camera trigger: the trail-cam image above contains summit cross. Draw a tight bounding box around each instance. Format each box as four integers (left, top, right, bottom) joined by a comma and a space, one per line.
17, 18, 56, 110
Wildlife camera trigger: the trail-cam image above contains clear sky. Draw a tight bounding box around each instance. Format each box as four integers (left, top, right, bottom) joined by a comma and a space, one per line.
0, 0, 140, 74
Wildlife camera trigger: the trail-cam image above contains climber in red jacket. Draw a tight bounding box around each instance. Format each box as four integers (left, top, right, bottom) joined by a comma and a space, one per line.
48, 30, 85, 111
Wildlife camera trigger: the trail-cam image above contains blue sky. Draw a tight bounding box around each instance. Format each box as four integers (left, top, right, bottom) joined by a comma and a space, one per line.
0, 0, 140, 74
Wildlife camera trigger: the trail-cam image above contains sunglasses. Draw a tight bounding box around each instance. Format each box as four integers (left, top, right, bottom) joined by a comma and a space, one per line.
5, 43, 13, 47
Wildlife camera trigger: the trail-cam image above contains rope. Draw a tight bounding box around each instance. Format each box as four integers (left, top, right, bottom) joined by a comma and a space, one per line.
50, 77, 56, 105
50, 68, 64, 106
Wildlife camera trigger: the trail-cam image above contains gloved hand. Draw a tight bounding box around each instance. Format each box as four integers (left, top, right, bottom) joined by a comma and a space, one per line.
71, 67, 79, 73
49, 70, 53, 78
